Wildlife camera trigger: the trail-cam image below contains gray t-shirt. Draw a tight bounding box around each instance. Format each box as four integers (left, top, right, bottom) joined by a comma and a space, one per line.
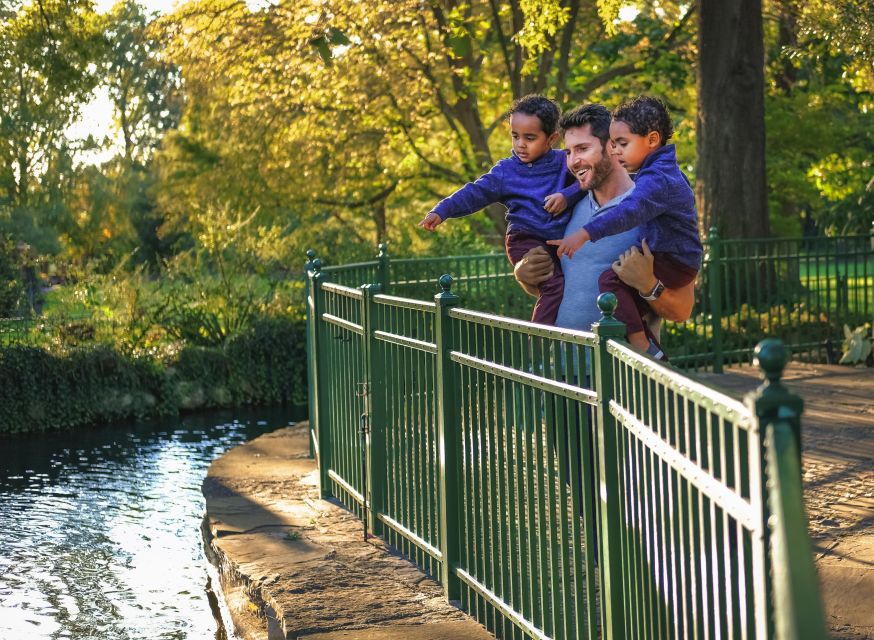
555, 187, 640, 332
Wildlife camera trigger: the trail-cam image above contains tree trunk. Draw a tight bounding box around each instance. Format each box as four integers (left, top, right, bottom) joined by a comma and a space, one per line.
373, 198, 387, 246
696, 0, 769, 239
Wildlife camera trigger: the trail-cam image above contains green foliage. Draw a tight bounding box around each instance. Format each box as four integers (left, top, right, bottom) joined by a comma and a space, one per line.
0, 316, 307, 434
0, 235, 23, 316
0, 345, 173, 434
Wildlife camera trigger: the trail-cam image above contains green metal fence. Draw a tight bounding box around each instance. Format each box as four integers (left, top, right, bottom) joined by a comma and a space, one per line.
305, 253, 828, 640
314, 231, 874, 372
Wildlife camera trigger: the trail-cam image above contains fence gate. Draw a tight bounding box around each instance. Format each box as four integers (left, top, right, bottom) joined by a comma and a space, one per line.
307, 264, 371, 522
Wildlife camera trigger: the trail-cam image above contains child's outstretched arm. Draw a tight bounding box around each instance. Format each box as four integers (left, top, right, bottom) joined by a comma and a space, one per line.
583, 173, 671, 241
428, 164, 504, 224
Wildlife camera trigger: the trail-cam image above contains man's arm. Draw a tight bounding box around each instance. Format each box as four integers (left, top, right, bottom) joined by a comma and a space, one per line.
611, 239, 695, 322
513, 246, 554, 298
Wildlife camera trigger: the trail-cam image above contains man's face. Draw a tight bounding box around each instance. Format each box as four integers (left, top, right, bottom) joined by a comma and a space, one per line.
563, 125, 614, 191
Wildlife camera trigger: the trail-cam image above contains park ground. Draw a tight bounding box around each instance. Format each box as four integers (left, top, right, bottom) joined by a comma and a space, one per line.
202, 362, 874, 640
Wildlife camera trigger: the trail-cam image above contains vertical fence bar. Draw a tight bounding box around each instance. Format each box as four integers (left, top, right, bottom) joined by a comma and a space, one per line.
362, 283, 385, 536
309, 259, 333, 498
708, 227, 724, 373
434, 274, 462, 600
592, 292, 627, 640
377, 242, 390, 293
746, 339, 801, 640
305, 249, 317, 459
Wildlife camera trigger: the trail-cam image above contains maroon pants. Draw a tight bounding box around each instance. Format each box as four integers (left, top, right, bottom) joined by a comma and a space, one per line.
598, 251, 698, 338
505, 232, 564, 326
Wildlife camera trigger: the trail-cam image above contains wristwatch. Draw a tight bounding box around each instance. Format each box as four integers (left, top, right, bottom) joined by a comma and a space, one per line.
640, 279, 665, 301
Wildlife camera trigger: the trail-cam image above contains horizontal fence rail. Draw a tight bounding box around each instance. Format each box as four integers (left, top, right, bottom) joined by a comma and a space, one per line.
305, 247, 829, 640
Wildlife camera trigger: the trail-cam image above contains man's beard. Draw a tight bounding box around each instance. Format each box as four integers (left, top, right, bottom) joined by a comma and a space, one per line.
582, 152, 614, 191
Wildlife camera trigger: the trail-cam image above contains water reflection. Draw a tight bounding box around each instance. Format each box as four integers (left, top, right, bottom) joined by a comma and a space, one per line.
0, 408, 299, 640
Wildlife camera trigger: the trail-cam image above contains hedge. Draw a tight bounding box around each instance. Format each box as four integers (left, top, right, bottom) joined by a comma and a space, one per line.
0, 316, 307, 435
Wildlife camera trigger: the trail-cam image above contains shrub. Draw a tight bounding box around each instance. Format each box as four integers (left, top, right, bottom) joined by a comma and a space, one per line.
0, 316, 308, 434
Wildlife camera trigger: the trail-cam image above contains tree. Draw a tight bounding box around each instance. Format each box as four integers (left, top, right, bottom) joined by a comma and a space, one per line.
154, 0, 697, 253
0, 0, 105, 213
696, 0, 769, 238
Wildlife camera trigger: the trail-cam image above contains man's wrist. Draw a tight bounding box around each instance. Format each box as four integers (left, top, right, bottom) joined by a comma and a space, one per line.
640, 279, 665, 301
636, 276, 659, 296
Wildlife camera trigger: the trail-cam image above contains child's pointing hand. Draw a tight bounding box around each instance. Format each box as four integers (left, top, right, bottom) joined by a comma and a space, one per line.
547, 228, 590, 259
418, 211, 443, 231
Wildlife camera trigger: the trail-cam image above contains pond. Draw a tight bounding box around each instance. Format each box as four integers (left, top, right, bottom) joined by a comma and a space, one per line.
0, 407, 302, 640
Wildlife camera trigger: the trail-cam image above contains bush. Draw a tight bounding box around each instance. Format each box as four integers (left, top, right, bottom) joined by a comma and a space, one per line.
0, 235, 23, 316
0, 316, 308, 434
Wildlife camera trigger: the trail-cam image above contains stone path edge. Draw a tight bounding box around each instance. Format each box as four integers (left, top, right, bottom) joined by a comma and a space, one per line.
200, 422, 494, 640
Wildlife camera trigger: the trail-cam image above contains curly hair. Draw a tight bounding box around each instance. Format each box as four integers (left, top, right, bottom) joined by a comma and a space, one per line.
509, 94, 561, 135
612, 96, 673, 145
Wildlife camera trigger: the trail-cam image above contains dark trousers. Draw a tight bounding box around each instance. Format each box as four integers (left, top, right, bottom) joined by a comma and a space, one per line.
598, 251, 698, 337
505, 232, 564, 326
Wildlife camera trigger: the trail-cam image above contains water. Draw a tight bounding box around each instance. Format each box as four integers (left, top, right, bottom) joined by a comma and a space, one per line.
0, 407, 302, 640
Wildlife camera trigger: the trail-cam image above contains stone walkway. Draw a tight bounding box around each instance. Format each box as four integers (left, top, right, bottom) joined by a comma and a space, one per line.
202, 424, 493, 640
695, 362, 874, 640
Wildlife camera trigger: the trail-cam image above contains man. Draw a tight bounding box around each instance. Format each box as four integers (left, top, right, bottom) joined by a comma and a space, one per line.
515, 104, 694, 351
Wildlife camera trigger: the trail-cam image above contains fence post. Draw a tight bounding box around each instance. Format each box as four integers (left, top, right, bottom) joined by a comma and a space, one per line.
752, 339, 826, 638
308, 258, 332, 498
745, 338, 805, 639
361, 282, 386, 537
591, 292, 626, 640
305, 249, 317, 458
708, 226, 724, 373
870, 221, 874, 331
748, 339, 804, 472
377, 242, 390, 293
434, 274, 462, 600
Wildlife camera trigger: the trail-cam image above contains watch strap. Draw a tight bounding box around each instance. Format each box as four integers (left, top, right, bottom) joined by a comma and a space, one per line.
640, 279, 665, 301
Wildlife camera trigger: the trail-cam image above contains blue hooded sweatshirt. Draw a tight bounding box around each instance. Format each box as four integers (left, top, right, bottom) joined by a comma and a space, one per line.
582, 144, 702, 270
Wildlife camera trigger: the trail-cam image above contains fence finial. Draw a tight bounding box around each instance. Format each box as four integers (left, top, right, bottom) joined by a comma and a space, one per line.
597, 292, 618, 318
377, 242, 389, 258
755, 338, 787, 387
749, 338, 804, 461
439, 274, 453, 292
708, 226, 719, 241
305, 249, 317, 274
312, 258, 322, 273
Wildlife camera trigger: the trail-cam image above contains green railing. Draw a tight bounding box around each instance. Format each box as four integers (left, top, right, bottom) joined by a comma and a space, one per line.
672, 230, 874, 371
312, 231, 874, 372
305, 253, 828, 640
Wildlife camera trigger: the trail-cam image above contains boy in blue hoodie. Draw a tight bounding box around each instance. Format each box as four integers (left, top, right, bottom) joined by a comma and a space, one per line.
418, 95, 582, 325
548, 96, 702, 356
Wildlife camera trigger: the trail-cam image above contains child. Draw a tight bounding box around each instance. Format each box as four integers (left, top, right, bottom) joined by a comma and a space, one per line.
548, 96, 702, 357
418, 94, 582, 325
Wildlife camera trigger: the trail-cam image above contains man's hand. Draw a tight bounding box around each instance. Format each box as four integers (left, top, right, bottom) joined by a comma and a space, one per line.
543, 192, 568, 215
611, 238, 658, 294
613, 238, 695, 322
418, 211, 443, 231
514, 246, 553, 297
547, 228, 590, 259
